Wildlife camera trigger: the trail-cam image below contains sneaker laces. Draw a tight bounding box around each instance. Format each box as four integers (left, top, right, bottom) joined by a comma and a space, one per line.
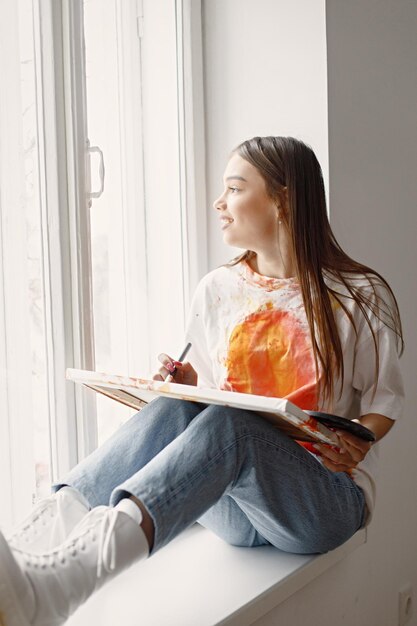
10, 497, 56, 543
16, 508, 121, 579
96, 508, 119, 578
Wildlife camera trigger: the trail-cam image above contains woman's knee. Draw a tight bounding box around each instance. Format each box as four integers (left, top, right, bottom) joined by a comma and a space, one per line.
195, 404, 254, 436
193, 405, 285, 453
197, 496, 270, 548
198, 515, 268, 548
131, 396, 202, 427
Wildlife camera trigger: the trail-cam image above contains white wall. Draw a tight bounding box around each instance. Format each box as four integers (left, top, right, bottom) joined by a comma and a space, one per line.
202, 0, 328, 269
202, 1, 417, 624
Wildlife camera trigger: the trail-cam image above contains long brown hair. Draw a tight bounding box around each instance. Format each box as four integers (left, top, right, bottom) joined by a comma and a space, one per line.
227, 136, 404, 405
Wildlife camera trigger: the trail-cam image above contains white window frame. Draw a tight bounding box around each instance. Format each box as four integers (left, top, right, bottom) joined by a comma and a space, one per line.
31, 0, 97, 478
55, 0, 207, 461
175, 0, 208, 303
59, 0, 98, 461
0, 1, 207, 527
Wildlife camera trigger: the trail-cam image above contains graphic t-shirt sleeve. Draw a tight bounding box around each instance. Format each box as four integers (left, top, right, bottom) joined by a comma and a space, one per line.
184, 279, 216, 389
352, 323, 404, 421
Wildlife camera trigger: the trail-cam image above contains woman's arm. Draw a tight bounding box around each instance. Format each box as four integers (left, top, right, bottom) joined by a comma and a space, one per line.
319, 287, 404, 474
314, 412, 394, 473
358, 412, 394, 441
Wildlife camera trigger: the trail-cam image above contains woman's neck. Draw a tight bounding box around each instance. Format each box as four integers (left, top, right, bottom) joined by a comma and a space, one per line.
248, 253, 296, 280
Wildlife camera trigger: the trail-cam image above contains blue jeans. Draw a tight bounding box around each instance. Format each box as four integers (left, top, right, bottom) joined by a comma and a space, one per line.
54, 397, 365, 555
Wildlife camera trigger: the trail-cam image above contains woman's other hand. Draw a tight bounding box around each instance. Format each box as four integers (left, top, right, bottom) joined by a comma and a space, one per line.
314, 431, 372, 473
152, 353, 198, 386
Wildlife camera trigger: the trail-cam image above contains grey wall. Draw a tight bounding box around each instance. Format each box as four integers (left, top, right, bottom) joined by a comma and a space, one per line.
202, 1, 417, 624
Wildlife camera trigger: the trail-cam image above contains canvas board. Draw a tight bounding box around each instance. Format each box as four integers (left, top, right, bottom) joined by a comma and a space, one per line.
66, 368, 339, 445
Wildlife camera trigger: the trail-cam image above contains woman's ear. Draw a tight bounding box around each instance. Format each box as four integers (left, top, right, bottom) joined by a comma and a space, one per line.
278, 187, 289, 215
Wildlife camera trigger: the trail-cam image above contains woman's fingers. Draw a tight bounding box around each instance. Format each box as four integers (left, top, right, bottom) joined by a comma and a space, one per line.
314, 443, 348, 463
320, 457, 354, 473
335, 432, 372, 466
151, 353, 198, 385
151, 353, 176, 381
314, 445, 355, 473
158, 353, 176, 373
314, 431, 372, 473
336, 430, 372, 454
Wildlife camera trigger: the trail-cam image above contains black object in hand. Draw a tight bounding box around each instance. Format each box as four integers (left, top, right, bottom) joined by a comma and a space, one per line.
306, 411, 376, 442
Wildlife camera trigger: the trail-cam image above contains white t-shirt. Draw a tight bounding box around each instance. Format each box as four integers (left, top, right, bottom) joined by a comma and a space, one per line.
185, 260, 404, 523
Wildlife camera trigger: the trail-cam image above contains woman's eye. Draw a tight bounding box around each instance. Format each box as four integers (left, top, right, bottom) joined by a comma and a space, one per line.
228, 187, 239, 193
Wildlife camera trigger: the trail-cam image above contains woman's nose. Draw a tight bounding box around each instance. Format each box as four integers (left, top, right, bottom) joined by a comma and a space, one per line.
213, 193, 225, 211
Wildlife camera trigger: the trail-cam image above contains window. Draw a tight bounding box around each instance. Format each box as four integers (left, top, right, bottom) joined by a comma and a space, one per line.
0, 0, 206, 531
83, 0, 149, 443
0, 0, 53, 531
82, 0, 207, 444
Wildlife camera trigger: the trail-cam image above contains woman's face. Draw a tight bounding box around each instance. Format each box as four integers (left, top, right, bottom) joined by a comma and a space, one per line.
213, 154, 279, 253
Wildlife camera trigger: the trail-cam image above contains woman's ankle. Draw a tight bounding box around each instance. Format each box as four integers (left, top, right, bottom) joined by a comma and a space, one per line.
129, 496, 155, 552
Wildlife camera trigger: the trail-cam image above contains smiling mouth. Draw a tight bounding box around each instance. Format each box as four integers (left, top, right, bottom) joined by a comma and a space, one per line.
220, 217, 234, 230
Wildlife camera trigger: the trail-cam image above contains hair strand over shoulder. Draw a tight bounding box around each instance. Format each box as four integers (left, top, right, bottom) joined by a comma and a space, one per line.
225, 136, 404, 406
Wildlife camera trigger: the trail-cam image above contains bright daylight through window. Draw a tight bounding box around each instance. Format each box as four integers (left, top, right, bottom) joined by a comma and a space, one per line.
0, 0, 195, 531
0, 0, 52, 532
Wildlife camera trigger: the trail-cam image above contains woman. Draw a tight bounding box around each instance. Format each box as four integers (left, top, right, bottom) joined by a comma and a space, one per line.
0, 136, 404, 625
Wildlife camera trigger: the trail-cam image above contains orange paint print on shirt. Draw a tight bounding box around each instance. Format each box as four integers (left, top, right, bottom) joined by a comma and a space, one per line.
223, 303, 318, 411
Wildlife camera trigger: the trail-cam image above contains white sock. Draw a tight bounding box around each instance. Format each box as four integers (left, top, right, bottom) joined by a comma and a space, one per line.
115, 498, 143, 526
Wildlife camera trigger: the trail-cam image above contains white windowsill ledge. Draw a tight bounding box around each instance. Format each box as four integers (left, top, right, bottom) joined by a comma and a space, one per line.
66, 524, 367, 626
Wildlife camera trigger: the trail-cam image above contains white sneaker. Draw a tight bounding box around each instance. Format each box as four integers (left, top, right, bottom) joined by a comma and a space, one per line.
0, 506, 149, 626
7, 487, 90, 554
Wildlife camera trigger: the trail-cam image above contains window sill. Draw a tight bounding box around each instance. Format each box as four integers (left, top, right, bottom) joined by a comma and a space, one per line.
66, 523, 366, 626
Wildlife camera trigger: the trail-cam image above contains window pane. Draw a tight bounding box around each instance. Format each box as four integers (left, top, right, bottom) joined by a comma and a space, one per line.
20, 0, 51, 500
83, 0, 149, 444
82, 0, 191, 448
0, 0, 53, 530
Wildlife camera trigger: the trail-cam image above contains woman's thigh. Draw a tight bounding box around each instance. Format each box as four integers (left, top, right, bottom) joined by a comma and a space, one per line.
218, 415, 366, 554
189, 406, 366, 553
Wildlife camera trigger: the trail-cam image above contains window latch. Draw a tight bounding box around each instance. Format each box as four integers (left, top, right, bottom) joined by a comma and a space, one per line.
86, 140, 105, 205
